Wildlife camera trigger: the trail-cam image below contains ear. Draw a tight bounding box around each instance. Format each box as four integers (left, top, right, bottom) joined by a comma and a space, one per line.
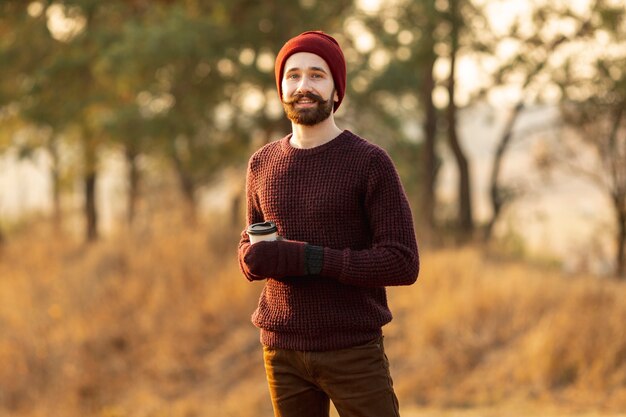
334, 90, 339, 103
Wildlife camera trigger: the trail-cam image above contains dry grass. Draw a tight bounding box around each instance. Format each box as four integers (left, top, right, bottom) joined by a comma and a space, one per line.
386, 248, 626, 413
1, 214, 625, 417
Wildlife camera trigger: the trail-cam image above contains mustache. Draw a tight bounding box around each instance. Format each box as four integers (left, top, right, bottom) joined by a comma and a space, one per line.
282, 92, 326, 105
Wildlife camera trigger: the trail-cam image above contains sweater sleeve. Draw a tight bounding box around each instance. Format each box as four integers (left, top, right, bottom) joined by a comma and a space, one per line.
238, 155, 266, 282
320, 148, 419, 287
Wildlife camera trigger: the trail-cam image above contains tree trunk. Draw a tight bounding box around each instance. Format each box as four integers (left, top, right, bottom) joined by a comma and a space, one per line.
125, 145, 140, 226
84, 171, 98, 242
231, 192, 242, 229
447, 0, 473, 240
51, 165, 62, 230
607, 105, 625, 278
616, 206, 626, 279
47, 139, 63, 232
421, 40, 438, 237
484, 102, 524, 241
171, 152, 197, 225
84, 142, 98, 242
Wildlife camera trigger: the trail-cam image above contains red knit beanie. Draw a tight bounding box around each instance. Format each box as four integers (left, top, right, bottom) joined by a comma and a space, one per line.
274, 31, 347, 112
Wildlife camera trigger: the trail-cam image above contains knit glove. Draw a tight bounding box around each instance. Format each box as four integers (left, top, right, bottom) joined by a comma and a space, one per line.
242, 240, 324, 279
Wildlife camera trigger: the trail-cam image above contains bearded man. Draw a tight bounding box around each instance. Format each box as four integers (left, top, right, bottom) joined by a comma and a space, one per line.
237, 30, 420, 417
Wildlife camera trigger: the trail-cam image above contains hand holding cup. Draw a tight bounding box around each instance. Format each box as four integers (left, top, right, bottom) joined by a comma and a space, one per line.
247, 221, 278, 244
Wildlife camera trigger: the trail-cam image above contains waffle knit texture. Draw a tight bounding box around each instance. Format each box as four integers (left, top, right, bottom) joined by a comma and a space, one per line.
238, 130, 419, 351
274, 30, 346, 112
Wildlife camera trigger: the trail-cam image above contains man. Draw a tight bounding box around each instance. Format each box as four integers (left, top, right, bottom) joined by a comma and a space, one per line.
237, 30, 419, 417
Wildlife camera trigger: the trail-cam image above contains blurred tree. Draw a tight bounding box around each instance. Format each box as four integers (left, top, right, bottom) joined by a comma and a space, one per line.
21, 0, 121, 242
211, 0, 354, 224
354, 0, 490, 242
96, 3, 235, 224
97, 0, 354, 224
556, 3, 626, 278
420, 2, 440, 239
444, 0, 474, 240
1, 0, 355, 235
351, 0, 441, 239
0, 1, 78, 233
474, 2, 594, 241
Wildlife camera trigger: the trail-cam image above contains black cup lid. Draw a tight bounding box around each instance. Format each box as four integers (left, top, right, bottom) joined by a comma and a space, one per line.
247, 221, 277, 235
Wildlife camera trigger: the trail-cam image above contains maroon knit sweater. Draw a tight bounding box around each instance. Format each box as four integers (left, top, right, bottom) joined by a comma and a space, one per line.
238, 130, 419, 351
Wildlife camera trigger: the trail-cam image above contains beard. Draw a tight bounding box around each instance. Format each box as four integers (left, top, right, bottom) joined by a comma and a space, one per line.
282, 91, 334, 126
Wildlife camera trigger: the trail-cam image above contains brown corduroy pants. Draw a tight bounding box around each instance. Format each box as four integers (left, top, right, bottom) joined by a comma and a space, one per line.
262, 337, 401, 417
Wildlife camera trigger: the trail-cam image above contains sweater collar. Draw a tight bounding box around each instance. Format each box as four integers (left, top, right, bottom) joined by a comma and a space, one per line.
280, 130, 351, 156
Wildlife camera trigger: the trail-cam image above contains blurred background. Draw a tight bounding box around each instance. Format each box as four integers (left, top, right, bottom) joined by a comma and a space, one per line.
1, 0, 626, 416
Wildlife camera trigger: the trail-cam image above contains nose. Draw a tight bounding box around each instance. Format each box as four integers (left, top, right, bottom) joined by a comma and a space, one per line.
295, 77, 311, 94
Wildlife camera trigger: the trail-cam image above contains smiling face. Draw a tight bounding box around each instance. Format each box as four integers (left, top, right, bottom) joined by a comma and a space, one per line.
281, 52, 339, 126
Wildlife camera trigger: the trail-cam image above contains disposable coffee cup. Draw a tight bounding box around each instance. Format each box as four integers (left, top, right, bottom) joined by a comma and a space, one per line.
247, 221, 278, 244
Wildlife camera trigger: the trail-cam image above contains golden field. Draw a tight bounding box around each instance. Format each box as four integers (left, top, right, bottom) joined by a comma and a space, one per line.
1, 213, 626, 417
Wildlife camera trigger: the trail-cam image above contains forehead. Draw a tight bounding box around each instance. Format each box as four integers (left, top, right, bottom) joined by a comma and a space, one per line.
283, 52, 331, 73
